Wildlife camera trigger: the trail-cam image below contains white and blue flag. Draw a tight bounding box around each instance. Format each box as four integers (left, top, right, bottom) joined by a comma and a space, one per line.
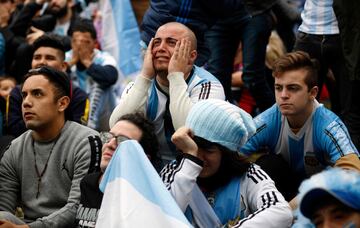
96, 140, 192, 228
99, 0, 143, 98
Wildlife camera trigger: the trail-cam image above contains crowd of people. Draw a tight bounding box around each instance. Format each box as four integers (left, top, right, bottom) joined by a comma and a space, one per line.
0, 0, 359, 227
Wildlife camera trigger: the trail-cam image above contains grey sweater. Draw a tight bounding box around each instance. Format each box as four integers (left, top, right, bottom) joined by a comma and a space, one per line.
0, 121, 101, 228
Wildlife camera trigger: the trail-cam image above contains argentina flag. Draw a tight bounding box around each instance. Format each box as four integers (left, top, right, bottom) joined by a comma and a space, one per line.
96, 140, 192, 228
99, 0, 143, 97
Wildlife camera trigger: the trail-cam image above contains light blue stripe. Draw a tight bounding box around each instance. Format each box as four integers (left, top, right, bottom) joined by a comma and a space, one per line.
146, 82, 158, 121
110, 0, 142, 76
100, 140, 191, 226
190, 65, 221, 85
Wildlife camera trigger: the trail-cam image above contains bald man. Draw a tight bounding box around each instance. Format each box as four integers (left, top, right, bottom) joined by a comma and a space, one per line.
109, 22, 225, 165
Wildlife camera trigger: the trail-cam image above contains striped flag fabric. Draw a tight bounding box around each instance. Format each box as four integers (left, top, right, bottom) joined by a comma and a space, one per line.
96, 140, 192, 228
99, 0, 143, 97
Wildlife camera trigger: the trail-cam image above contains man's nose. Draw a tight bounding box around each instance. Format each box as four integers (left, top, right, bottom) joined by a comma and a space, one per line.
22, 96, 32, 108
38, 57, 47, 66
107, 137, 118, 148
155, 40, 167, 51
280, 89, 289, 98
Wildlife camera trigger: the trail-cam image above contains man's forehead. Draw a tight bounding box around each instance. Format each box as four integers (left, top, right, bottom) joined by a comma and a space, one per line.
276, 70, 307, 82
72, 31, 93, 39
34, 47, 62, 56
155, 25, 188, 39
22, 75, 50, 89
112, 120, 142, 138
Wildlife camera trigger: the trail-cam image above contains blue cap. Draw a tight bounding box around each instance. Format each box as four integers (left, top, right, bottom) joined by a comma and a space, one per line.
185, 99, 256, 152
299, 168, 360, 218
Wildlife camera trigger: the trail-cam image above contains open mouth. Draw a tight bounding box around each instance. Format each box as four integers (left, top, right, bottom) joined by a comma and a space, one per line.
155, 56, 170, 61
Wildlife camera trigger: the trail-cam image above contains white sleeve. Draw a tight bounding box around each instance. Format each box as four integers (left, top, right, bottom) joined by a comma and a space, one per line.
168, 72, 225, 130
168, 72, 193, 130
233, 164, 293, 228
109, 75, 152, 128
160, 155, 203, 212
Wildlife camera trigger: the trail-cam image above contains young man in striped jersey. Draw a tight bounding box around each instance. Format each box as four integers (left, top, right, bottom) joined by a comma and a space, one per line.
241, 51, 360, 209
66, 19, 118, 131
110, 22, 225, 166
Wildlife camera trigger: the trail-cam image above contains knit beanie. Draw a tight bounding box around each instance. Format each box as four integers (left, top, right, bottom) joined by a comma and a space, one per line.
185, 99, 256, 152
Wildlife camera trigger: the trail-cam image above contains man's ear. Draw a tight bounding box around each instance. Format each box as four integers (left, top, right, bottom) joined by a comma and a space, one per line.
189, 50, 197, 65
58, 96, 70, 112
309, 86, 319, 100
61, 62, 68, 72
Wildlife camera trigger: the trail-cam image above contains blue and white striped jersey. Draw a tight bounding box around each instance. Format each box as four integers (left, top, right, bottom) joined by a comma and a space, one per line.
298, 0, 339, 34
160, 157, 292, 227
66, 49, 118, 130
121, 66, 225, 162
66, 49, 117, 92
241, 101, 359, 178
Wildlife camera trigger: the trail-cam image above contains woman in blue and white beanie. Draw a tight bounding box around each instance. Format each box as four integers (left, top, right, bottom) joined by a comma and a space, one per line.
160, 99, 292, 227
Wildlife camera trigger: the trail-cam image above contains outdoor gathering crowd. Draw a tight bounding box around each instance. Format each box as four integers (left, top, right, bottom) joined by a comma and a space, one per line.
0, 0, 360, 227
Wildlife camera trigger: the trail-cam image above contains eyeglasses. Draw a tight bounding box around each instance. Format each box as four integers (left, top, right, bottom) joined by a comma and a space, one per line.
99, 132, 130, 145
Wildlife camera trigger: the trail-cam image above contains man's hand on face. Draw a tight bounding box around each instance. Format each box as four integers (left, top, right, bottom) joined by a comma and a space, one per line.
77, 43, 94, 68
140, 38, 155, 79
68, 45, 80, 67
168, 39, 191, 74
26, 26, 45, 45
0, 220, 29, 228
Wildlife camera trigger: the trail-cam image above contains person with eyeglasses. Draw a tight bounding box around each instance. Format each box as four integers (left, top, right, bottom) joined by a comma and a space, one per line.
74, 112, 160, 228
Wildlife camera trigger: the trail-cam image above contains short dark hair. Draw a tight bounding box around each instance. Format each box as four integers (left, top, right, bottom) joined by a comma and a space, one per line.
272, 51, 319, 90
32, 34, 66, 60
23, 66, 71, 101
71, 18, 97, 40
118, 112, 159, 164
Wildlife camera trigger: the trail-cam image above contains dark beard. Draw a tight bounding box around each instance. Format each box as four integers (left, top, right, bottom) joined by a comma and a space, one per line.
46, 5, 68, 19
155, 69, 168, 79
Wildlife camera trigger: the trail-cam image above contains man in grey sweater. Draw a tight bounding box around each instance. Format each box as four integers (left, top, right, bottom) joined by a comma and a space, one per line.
0, 66, 101, 228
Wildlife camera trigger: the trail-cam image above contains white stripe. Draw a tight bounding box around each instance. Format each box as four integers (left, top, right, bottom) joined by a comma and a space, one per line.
97, 178, 190, 227
99, 0, 119, 62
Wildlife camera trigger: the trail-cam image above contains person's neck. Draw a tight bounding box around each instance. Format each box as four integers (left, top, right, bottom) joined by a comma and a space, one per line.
156, 69, 192, 87
57, 9, 72, 25
286, 102, 315, 132
32, 118, 66, 142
